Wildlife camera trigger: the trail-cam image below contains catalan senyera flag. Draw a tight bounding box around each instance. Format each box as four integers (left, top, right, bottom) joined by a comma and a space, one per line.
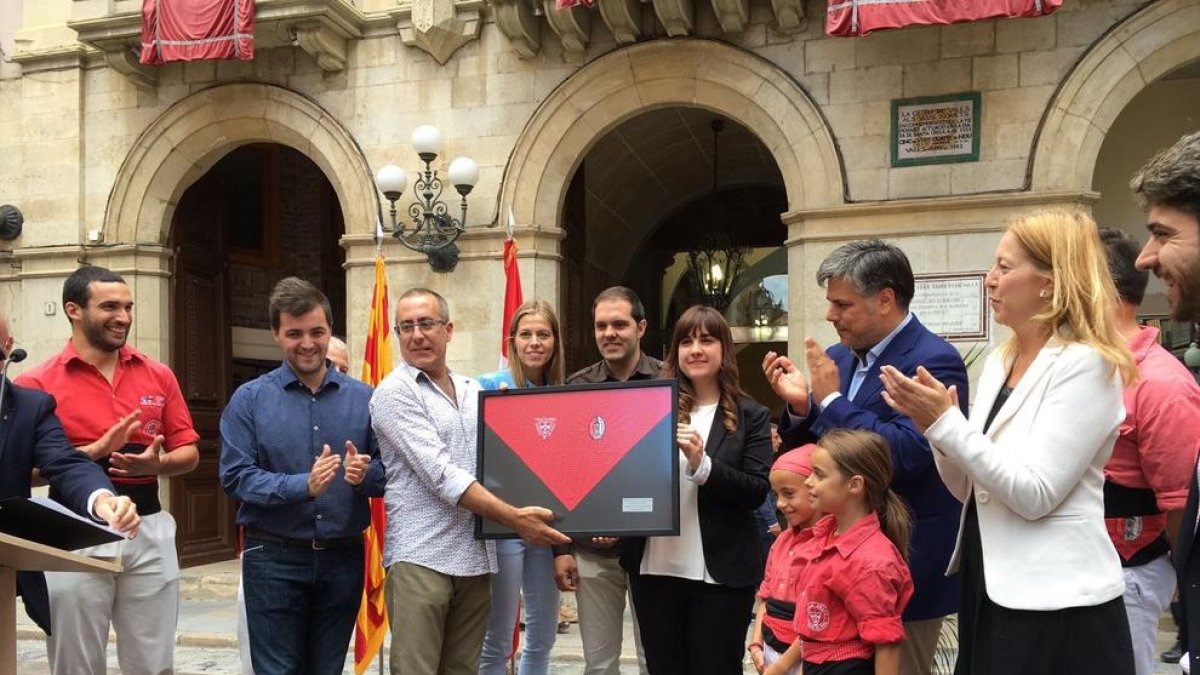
360, 254, 393, 388
499, 234, 524, 368
354, 254, 392, 674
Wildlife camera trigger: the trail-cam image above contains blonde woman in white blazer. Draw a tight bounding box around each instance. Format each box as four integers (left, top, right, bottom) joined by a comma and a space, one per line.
879, 209, 1139, 675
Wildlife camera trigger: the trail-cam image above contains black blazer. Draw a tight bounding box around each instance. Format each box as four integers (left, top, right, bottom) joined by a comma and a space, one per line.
622, 395, 772, 589
0, 380, 115, 634
1176, 461, 1200, 674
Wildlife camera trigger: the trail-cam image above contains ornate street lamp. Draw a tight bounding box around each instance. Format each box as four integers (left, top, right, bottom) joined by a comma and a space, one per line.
373, 125, 479, 272
686, 233, 746, 312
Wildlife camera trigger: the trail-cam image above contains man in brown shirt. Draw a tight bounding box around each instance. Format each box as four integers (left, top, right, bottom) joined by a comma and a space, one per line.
554, 286, 658, 675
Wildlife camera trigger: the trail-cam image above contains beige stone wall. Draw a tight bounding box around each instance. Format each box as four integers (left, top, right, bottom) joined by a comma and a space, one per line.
0, 0, 1196, 378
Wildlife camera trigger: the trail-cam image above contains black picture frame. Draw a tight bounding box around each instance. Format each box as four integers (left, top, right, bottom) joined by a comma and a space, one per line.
475, 379, 680, 540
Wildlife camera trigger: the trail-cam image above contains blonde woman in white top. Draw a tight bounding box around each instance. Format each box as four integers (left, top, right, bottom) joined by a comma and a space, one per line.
881, 209, 1138, 675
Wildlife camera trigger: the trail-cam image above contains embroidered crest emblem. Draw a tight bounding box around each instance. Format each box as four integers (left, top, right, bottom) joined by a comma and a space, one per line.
590, 416, 606, 440
806, 601, 830, 632
143, 418, 163, 437
534, 417, 556, 440
1122, 516, 1143, 542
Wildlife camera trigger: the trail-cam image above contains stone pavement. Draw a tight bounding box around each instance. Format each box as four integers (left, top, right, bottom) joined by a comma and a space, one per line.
14, 559, 649, 675
13, 559, 1185, 674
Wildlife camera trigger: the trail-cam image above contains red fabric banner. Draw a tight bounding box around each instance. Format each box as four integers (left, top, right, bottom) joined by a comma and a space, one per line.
826, 0, 1061, 37
555, 0, 596, 9
141, 0, 254, 65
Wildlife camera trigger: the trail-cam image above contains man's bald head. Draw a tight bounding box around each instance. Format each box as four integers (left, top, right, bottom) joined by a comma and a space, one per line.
327, 336, 350, 374
0, 310, 13, 358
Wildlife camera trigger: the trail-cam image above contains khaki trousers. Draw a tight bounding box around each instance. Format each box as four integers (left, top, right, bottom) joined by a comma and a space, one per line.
899, 616, 946, 675
385, 561, 491, 675
575, 550, 648, 675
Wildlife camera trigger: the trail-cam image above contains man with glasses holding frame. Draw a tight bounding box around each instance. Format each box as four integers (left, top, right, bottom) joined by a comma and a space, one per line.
370, 287, 569, 675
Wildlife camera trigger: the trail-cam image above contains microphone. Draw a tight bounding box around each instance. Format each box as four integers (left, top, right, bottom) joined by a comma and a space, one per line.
0, 348, 28, 416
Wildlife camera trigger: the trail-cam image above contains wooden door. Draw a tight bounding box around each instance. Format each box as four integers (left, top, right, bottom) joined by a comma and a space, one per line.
169, 171, 238, 566
562, 165, 598, 375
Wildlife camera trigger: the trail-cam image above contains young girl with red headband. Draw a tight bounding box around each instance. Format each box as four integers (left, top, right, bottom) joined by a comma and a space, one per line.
748, 444, 822, 674
765, 430, 913, 675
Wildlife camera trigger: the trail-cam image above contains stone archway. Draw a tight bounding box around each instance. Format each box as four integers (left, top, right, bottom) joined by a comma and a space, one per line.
1030, 0, 1200, 193
499, 39, 845, 230
103, 82, 377, 245
99, 84, 373, 565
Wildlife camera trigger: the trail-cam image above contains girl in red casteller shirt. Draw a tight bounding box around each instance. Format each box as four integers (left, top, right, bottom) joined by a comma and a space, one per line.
749, 444, 823, 674
765, 430, 914, 675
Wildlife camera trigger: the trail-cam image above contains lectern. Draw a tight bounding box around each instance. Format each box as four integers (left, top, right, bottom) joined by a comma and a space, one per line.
0, 531, 121, 672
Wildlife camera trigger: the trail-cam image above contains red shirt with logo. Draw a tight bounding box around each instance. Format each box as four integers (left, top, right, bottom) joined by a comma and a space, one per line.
16, 340, 199, 491
758, 524, 816, 648
791, 512, 913, 664
1103, 326, 1200, 561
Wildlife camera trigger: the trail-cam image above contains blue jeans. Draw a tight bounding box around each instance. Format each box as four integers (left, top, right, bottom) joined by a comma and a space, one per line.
478, 539, 560, 675
242, 538, 364, 675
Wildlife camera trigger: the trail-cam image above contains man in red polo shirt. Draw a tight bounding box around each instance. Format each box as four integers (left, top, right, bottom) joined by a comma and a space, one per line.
1099, 228, 1200, 675
17, 265, 199, 675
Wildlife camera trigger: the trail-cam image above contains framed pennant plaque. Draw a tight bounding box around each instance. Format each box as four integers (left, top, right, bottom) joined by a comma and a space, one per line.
476, 379, 679, 539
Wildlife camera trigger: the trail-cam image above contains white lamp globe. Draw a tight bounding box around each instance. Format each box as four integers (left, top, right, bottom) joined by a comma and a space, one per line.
448, 157, 479, 191
374, 165, 407, 199
412, 125, 442, 157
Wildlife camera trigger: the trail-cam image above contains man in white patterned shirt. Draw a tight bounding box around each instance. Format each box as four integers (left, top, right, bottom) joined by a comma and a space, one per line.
370, 287, 570, 675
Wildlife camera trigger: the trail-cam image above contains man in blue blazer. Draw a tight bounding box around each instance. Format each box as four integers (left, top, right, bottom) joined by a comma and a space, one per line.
763, 239, 968, 675
0, 313, 140, 634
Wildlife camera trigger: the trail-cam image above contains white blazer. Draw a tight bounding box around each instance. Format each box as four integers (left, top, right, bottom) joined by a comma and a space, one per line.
924, 338, 1126, 611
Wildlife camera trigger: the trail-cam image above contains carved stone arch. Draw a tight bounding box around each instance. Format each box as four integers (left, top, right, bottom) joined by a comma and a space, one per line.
499, 39, 845, 231
104, 83, 377, 245
1031, 0, 1200, 192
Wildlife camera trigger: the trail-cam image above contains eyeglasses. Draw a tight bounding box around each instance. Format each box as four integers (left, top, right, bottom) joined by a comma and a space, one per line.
395, 318, 448, 335
513, 330, 554, 344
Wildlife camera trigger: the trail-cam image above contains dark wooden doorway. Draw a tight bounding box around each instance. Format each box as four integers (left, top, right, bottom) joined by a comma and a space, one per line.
168, 143, 347, 566
169, 169, 238, 567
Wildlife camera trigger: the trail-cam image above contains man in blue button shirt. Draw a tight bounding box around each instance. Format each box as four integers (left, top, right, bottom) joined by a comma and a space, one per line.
219, 277, 386, 675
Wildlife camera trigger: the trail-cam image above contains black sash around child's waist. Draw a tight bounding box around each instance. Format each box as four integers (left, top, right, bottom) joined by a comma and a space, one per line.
762, 597, 797, 654
765, 597, 796, 621
762, 622, 790, 655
